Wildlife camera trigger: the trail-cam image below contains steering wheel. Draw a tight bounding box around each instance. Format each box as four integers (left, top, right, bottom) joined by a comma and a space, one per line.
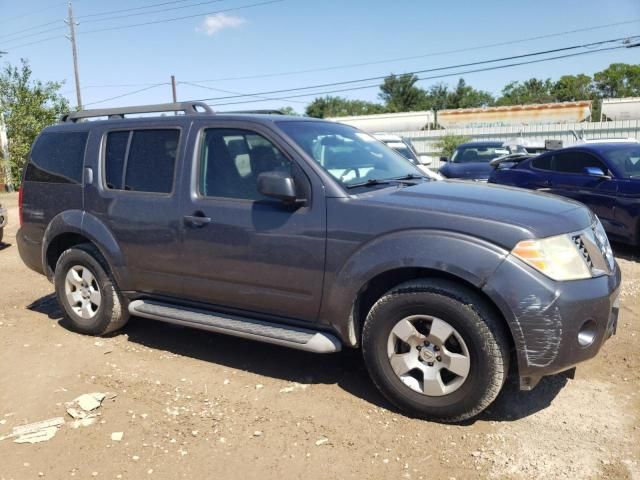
340, 168, 361, 182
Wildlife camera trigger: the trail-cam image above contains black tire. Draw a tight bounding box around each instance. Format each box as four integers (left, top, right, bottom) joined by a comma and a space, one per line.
54, 243, 129, 335
362, 279, 510, 423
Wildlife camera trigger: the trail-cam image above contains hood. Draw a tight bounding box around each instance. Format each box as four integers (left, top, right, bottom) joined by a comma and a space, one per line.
359, 180, 594, 248
440, 161, 492, 179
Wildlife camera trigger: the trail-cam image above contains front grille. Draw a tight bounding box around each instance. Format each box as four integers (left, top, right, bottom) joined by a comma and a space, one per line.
572, 235, 594, 269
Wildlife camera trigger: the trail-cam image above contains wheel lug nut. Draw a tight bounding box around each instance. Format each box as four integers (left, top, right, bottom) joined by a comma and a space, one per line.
434, 346, 440, 351
424, 341, 430, 346
427, 362, 434, 367
416, 345, 422, 350
436, 356, 442, 362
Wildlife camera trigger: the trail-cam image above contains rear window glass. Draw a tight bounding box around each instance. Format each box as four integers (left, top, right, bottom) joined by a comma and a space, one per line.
104, 129, 179, 193
26, 131, 88, 183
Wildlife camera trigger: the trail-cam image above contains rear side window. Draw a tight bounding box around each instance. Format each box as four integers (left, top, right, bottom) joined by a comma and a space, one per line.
531, 155, 552, 171
26, 131, 88, 183
104, 129, 179, 193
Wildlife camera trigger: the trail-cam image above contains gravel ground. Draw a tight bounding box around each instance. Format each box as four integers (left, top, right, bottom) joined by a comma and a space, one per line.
0, 192, 638, 480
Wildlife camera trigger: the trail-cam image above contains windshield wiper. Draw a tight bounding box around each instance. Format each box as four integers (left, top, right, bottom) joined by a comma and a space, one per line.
392, 173, 427, 181
345, 178, 393, 189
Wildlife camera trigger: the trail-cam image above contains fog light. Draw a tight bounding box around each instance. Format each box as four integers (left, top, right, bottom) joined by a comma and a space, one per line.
578, 320, 597, 347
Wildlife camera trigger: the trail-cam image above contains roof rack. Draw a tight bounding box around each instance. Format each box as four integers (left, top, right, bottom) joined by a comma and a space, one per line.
223, 109, 285, 115
61, 101, 213, 123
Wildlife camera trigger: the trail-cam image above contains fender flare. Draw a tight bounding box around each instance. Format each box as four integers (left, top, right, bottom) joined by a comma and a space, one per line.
41, 211, 130, 289
319, 229, 509, 345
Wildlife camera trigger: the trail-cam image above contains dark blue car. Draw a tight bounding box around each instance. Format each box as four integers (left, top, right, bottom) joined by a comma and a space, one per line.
489, 142, 640, 246
439, 141, 516, 181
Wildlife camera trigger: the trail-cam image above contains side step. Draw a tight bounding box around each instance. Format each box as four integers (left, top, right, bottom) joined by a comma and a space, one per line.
128, 300, 341, 354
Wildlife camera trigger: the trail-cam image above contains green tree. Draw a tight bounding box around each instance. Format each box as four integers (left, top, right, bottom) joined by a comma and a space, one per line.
378, 73, 428, 112
551, 74, 594, 102
435, 134, 468, 159
423, 83, 450, 112
593, 63, 640, 98
446, 78, 494, 109
496, 78, 554, 105
279, 106, 299, 116
305, 96, 384, 118
0, 59, 68, 184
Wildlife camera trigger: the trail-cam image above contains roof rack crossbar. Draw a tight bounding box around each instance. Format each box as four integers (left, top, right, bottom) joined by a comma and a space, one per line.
61, 101, 213, 123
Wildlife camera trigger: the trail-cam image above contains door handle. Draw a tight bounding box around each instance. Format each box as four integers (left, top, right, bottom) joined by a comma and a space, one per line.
184, 213, 211, 227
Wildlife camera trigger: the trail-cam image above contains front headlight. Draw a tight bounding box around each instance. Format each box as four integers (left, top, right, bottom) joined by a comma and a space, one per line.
511, 234, 592, 281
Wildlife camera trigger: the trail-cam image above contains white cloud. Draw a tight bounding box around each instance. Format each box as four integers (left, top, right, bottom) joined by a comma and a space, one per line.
196, 13, 246, 36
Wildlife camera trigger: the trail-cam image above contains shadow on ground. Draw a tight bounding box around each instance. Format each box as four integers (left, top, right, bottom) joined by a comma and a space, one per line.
612, 242, 639, 262
27, 293, 567, 424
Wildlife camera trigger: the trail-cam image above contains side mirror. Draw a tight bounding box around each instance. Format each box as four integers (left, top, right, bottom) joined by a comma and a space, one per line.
439, 156, 449, 162
583, 167, 610, 179
419, 155, 432, 166
257, 171, 299, 203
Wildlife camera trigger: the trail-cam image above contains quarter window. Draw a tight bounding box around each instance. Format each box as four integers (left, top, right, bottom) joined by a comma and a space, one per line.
531, 155, 553, 171
104, 129, 179, 193
26, 131, 88, 183
199, 129, 293, 200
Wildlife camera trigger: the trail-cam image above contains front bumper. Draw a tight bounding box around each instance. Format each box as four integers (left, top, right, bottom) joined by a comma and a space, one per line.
0, 206, 7, 229
483, 254, 621, 390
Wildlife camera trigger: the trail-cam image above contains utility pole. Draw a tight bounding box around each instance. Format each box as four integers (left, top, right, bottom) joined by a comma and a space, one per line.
171, 75, 177, 103
65, 1, 83, 109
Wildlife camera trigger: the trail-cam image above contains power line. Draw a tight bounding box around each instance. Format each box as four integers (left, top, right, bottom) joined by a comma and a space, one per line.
180, 80, 308, 104
3, 2, 68, 23
76, 0, 205, 19
191, 36, 637, 102
0, 35, 66, 51
83, 84, 167, 107
204, 45, 630, 106
79, 0, 226, 24
185, 18, 640, 84
76, 0, 284, 35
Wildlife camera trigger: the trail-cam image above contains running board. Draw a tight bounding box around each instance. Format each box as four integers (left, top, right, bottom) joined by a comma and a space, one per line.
128, 300, 341, 353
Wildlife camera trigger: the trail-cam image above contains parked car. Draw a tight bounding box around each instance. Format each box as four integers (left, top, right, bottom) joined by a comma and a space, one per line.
489, 142, 640, 246
439, 141, 525, 181
373, 133, 442, 180
17, 102, 620, 422
0, 201, 6, 243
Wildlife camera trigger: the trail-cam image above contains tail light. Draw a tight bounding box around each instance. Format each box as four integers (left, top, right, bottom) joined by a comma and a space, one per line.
18, 186, 23, 227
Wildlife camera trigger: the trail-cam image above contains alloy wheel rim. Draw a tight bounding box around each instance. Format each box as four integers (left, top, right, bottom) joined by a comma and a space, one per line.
386, 315, 471, 396
64, 265, 101, 319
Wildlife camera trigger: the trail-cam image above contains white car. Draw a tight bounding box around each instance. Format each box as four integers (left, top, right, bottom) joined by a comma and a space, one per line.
373, 134, 443, 180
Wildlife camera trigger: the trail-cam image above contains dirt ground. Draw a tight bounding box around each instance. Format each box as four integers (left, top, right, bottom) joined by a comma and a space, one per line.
0, 191, 638, 480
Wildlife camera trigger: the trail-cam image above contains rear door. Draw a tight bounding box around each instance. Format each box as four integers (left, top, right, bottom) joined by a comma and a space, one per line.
84, 122, 186, 296
548, 150, 619, 230
177, 120, 327, 322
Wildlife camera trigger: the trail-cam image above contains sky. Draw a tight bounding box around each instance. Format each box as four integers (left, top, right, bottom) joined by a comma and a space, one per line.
1, 0, 639, 113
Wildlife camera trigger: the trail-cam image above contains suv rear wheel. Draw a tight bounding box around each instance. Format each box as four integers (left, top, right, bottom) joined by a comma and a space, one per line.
54, 244, 129, 335
362, 279, 509, 422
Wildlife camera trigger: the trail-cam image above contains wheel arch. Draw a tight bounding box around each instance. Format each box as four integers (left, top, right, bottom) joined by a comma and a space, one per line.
42, 211, 129, 288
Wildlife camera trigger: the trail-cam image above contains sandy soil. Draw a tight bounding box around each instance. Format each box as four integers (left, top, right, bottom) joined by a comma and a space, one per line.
0, 192, 638, 480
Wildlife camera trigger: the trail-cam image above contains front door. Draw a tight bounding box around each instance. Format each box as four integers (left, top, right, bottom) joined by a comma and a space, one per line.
178, 122, 326, 322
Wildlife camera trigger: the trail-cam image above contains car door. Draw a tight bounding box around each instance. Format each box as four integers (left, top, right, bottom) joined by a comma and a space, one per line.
84, 123, 186, 296
526, 154, 555, 190
548, 150, 619, 231
178, 120, 326, 322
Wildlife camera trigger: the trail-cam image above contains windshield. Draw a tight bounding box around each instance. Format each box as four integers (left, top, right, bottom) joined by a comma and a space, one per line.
603, 145, 640, 178
451, 145, 510, 163
386, 143, 419, 164
277, 121, 424, 187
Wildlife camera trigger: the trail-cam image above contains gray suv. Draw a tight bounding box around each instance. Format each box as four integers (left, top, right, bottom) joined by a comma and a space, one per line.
17, 102, 621, 422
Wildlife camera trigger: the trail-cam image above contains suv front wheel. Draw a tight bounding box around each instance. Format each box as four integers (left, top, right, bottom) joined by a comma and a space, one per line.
54, 244, 129, 335
362, 279, 509, 422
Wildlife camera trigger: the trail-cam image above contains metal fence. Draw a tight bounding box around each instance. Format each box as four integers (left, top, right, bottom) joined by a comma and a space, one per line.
396, 120, 640, 170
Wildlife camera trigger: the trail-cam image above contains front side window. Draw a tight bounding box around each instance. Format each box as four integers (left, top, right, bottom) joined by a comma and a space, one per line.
451, 145, 509, 164
276, 121, 422, 187
199, 129, 293, 200
104, 129, 179, 193
602, 146, 640, 178
26, 131, 88, 183
552, 151, 607, 175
